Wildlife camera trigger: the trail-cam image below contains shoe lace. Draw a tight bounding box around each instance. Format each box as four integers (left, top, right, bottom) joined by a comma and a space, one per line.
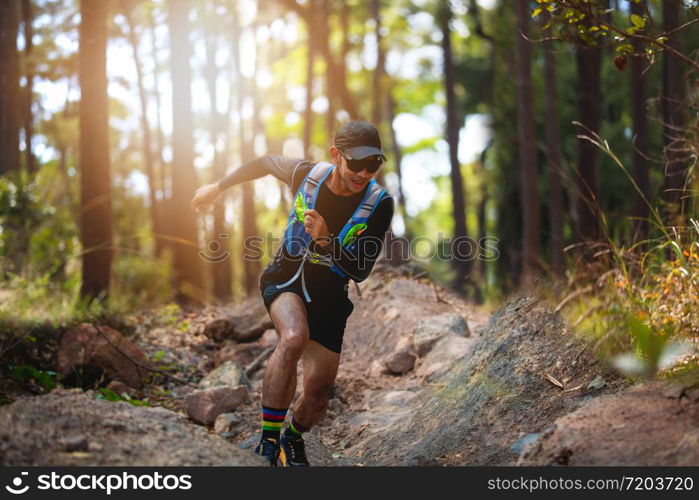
287, 436, 307, 462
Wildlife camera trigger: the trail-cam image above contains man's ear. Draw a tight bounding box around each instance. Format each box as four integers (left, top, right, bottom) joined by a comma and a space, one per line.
329, 145, 340, 164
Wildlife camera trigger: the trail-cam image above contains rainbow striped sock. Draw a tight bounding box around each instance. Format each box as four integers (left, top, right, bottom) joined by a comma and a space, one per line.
261, 406, 287, 441
285, 415, 308, 437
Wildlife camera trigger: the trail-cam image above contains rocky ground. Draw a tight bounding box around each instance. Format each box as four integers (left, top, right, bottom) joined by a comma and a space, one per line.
1, 263, 698, 466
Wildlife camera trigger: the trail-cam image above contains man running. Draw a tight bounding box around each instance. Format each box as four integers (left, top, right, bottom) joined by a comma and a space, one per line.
191, 120, 394, 466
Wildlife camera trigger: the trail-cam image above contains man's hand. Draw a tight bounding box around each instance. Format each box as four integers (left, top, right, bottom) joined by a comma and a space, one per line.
191, 183, 221, 213
303, 209, 330, 247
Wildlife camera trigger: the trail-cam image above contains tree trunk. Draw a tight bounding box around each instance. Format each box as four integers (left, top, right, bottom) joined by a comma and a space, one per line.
542, 14, 564, 277
205, 29, 232, 301
124, 1, 162, 257
440, 5, 471, 293
22, 0, 35, 175
147, 6, 171, 259
0, 0, 21, 175
168, 0, 204, 303
79, 0, 113, 302
630, 0, 650, 241
575, 42, 602, 244
303, 3, 315, 158
232, 14, 260, 296
370, 0, 387, 187
661, 0, 687, 215
514, 0, 541, 286
370, 0, 385, 127
322, 0, 335, 136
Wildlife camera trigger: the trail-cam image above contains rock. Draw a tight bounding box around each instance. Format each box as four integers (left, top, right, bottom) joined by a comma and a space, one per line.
413, 314, 470, 357
384, 348, 417, 375
661, 382, 685, 400
64, 434, 88, 452
200, 361, 250, 389
213, 342, 262, 368
369, 360, 387, 378
385, 279, 438, 302
57, 323, 149, 388
587, 375, 606, 391
0, 390, 264, 465
415, 334, 474, 381
518, 382, 699, 466
202, 297, 271, 342
213, 413, 243, 434
510, 433, 540, 455
185, 386, 249, 425
382, 307, 400, 324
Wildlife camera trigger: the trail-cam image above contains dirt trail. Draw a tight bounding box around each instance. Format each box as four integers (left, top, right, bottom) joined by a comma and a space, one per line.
1, 264, 698, 466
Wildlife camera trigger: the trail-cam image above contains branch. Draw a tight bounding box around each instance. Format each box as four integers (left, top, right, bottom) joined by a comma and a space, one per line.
95, 326, 196, 387
550, 0, 699, 74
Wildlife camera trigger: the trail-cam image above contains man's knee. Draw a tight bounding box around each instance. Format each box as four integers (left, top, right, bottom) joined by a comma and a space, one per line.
277, 327, 309, 360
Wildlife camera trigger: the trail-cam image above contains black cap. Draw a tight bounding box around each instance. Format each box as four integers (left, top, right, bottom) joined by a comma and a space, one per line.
334, 120, 386, 161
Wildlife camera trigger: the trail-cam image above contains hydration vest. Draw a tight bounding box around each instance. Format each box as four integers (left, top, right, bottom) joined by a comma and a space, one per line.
275, 161, 387, 303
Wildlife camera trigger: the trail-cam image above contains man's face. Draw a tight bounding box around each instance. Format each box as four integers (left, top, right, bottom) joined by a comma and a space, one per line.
331, 146, 381, 194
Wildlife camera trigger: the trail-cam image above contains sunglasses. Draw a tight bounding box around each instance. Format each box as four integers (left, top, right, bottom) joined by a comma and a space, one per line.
337, 148, 384, 174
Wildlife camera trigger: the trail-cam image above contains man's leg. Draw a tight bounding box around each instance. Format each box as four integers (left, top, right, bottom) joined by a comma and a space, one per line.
277, 340, 340, 466
293, 340, 341, 431
255, 292, 310, 465
262, 291, 310, 409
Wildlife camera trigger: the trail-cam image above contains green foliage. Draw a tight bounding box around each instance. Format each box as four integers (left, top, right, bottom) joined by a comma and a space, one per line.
560, 137, 698, 379
96, 387, 150, 407
8, 364, 58, 392
110, 253, 174, 311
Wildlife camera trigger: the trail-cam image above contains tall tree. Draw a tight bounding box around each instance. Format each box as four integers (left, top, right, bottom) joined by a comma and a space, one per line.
661, 0, 687, 214
204, 15, 232, 300
168, 0, 204, 302
370, 0, 387, 187
0, 0, 21, 175
370, 0, 386, 127
514, 0, 541, 285
22, 0, 36, 175
302, 0, 316, 157
542, 13, 564, 277
123, 0, 162, 256
147, 4, 171, 258
575, 31, 602, 243
232, 12, 261, 295
439, 3, 471, 292
630, 0, 650, 240
79, 0, 113, 301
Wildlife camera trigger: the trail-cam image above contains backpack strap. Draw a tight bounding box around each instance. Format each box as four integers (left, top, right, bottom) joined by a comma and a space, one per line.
304, 161, 334, 210
356, 182, 387, 219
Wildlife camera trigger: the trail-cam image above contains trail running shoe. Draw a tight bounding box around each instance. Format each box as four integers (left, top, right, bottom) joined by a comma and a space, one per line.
279, 432, 310, 467
254, 437, 280, 466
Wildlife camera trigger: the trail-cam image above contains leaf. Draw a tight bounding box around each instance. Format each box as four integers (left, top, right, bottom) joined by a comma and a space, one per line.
532, 7, 542, 18
97, 387, 122, 402
630, 14, 646, 28
615, 43, 633, 54
151, 350, 165, 362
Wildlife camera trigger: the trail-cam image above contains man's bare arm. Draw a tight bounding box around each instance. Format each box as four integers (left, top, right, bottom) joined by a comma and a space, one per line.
217, 155, 304, 191
192, 155, 304, 212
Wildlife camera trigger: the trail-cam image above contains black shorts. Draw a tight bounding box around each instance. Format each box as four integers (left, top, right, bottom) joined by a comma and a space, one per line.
259, 269, 354, 354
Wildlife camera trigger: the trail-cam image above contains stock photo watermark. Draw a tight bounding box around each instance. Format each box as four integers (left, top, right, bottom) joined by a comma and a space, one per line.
199, 231, 500, 279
